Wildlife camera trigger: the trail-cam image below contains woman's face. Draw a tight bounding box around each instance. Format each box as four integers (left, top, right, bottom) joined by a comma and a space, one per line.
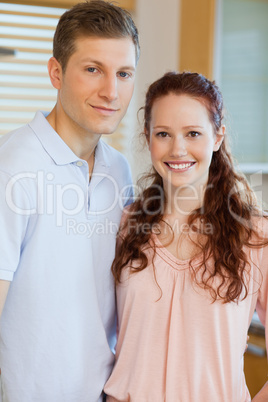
148, 93, 224, 197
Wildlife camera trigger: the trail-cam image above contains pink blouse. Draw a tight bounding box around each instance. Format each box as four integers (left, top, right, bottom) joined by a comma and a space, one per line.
104, 219, 268, 402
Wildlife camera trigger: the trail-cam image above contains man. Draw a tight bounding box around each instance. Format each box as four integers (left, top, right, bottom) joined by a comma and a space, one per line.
0, 1, 139, 401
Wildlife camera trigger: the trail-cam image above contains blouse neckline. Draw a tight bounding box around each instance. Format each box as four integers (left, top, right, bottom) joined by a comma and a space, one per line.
151, 233, 204, 270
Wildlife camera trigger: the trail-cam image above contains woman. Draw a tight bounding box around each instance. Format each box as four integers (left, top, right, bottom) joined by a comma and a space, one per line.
104, 72, 268, 401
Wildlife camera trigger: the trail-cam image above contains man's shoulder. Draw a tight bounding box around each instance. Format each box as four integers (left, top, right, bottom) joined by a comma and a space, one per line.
0, 123, 41, 173
0, 123, 30, 145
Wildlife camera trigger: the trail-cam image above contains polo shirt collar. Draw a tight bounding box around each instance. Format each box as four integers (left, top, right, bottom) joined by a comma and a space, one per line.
94, 138, 111, 169
29, 111, 110, 169
29, 111, 79, 165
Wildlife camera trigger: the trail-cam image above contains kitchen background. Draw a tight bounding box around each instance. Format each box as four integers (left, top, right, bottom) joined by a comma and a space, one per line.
0, 0, 267, 397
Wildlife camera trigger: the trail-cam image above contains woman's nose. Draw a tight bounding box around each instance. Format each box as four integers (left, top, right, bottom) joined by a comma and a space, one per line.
170, 136, 187, 157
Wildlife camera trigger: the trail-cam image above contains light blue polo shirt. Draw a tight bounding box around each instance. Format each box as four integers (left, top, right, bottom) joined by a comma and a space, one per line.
0, 111, 133, 402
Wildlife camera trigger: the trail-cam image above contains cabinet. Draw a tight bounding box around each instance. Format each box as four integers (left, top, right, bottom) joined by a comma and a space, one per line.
244, 317, 267, 398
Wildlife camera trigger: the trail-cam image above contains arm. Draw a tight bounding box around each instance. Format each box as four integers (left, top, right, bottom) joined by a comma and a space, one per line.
252, 382, 268, 401
0, 279, 10, 319
254, 219, 268, 401
0, 279, 10, 375
0, 170, 31, 303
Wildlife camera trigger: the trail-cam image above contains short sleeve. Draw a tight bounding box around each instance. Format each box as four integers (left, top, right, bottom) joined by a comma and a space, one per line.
0, 170, 31, 280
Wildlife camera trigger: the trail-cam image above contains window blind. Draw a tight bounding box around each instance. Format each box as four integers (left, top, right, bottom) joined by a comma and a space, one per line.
2, 0, 135, 11
0, 2, 64, 135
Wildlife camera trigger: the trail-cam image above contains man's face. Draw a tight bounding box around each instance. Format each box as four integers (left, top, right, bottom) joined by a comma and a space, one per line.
56, 36, 136, 137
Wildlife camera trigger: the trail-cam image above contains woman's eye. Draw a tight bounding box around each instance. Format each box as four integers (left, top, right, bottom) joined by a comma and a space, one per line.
188, 131, 200, 138
156, 132, 169, 138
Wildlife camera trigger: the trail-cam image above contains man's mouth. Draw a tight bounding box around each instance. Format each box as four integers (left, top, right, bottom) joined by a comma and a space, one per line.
90, 105, 119, 116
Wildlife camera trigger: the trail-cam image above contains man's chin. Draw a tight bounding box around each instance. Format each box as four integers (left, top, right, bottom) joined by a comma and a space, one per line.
100, 125, 121, 136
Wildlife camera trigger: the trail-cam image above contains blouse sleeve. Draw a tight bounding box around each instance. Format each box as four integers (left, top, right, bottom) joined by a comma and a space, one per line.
256, 249, 268, 326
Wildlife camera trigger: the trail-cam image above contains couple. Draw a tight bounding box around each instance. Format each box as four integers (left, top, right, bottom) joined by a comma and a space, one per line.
0, 1, 267, 401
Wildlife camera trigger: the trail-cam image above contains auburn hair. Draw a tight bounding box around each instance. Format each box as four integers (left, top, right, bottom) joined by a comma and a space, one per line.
112, 72, 267, 303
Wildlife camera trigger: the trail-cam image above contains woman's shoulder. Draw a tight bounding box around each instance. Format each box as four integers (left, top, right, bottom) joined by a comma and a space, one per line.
251, 213, 268, 238
118, 204, 139, 239
119, 203, 154, 245
120, 202, 144, 224
121, 204, 137, 223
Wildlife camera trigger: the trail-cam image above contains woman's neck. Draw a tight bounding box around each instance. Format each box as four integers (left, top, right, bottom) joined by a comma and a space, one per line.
164, 190, 203, 217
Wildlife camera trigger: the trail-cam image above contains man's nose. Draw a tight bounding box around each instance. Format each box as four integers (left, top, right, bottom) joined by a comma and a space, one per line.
99, 75, 118, 102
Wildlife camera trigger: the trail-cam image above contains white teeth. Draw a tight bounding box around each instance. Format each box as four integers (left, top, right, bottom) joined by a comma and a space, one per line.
168, 163, 193, 170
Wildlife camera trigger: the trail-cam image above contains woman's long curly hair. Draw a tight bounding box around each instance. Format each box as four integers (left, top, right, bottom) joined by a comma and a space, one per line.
112, 71, 267, 303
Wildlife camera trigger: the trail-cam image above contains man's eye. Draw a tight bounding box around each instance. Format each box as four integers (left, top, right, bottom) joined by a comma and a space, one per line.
87, 67, 97, 73
118, 72, 130, 78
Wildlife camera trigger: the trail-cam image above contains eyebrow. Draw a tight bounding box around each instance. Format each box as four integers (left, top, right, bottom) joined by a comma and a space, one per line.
183, 125, 205, 129
153, 125, 171, 130
153, 125, 205, 130
81, 59, 136, 71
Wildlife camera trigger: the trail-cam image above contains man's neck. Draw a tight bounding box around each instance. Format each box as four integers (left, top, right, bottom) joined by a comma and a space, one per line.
46, 106, 100, 166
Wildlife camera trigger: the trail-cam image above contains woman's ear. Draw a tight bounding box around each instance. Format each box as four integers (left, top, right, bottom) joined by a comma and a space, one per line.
145, 128, 150, 149
47, 57, 63, 90
213, 125, 225, 152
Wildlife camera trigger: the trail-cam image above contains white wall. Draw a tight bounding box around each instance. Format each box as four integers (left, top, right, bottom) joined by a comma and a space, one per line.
124, 0, 180, 182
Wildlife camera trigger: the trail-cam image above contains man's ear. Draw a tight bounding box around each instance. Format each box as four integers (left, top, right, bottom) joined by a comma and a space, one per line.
47, 57, 63, 90
213, 125, 225, 152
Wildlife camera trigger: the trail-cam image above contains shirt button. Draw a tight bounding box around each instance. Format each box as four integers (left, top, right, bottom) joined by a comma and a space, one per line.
76, 161, 83, 167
